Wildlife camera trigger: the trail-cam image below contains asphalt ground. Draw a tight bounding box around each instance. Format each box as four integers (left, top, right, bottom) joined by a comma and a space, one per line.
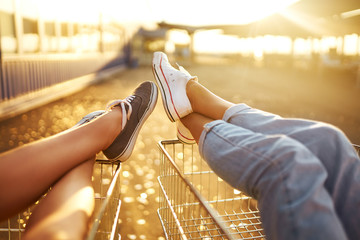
0, 60, 359, 239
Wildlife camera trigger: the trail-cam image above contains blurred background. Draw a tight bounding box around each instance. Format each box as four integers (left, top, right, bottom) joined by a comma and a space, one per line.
1, 0, 360, 114
0, 0, 360, 239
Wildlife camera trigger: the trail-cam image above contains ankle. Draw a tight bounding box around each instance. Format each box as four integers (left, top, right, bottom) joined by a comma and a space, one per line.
102, 109, 123, 149
186, 79, 198, 111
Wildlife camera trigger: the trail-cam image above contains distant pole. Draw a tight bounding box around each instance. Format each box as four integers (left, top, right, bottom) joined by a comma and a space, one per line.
339, 36, 344, 58
357, 36, 360, 88
290, 37, 295, 68
13, 0, 23, 54
38, 14, 45, 53
357, 35, 360, 56
99, 12, 104, 53
357, 65, 360, 88
0, 25, 3, 99
189, 32, 195, 62
55, 20, 61, 53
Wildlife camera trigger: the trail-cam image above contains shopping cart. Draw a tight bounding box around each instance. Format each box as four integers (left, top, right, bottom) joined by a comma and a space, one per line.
0, 159, 122, 240
157, 140, 360, 240
157, 140, 264, 240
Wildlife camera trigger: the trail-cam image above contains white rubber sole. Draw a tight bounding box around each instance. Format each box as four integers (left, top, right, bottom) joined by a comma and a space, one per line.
152, 52, 177, 122
176, 121, 196, 144
177, 130, 196, 144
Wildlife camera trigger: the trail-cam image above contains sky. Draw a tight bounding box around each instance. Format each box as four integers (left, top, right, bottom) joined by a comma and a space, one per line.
2, 0, 357, 55
102, 0, 300, 25
0, 0, 299, 25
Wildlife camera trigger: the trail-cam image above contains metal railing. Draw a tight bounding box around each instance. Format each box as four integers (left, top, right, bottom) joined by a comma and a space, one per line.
0, 53, 125, 101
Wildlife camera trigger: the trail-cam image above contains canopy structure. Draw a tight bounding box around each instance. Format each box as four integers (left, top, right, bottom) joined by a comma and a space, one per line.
286, 0, 360, 17
157, 0, 360, 38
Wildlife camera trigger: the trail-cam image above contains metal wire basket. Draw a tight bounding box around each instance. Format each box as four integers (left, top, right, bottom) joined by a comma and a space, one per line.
158, 141, 360, 240
0, 159, 122, 240
157, 140, 265, 240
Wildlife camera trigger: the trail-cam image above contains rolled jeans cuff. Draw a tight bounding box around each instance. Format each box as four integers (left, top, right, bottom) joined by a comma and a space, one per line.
199, 103, 251, 157
198, 120, 224, 158
223, 103, 251, 122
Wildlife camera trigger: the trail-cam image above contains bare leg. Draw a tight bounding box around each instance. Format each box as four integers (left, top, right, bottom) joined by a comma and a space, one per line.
22, 157, 95, 240
181, 113, 214, 143
0, 108, 122, 220
180, 80, 234, 143
186, 80, 234, 120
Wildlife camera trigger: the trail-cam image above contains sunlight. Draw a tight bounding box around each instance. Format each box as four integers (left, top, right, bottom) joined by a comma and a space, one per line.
192, 31, 295, 56
343, 34, 359, 55
293, 38, 312, 55
5, 0, 300, 26
279, 10, 325, 36
101, 0, 300, 25
157, 0, 299, 25
168, 30, 191, 45
193, 30, 242, 53
2, 0, 359, 57
36, 0, 101, 23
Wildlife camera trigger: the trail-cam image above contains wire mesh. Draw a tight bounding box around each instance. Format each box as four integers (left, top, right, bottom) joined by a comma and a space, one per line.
0, 159, 122, 240
157, 140, 265, 240
87, 160, 122, 240
158, 141, 360, 240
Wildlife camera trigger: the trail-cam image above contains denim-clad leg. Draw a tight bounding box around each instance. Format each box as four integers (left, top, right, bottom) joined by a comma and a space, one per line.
198, 120, 348, 240
223, 104, 360, 239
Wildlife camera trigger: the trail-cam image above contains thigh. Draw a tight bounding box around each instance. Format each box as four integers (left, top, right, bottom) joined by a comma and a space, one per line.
223, 104, 360, 238
223, 104, 358, 166
199, 120, 347, 240
23, 158, 95, 240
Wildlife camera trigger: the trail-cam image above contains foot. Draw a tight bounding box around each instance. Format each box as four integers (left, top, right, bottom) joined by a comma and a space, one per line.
176, 121, 196, 144
102, 81, 158, 162
152, 51, 197, 122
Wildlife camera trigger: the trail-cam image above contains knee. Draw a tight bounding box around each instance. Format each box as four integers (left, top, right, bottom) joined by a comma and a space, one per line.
311, 123, 348, 146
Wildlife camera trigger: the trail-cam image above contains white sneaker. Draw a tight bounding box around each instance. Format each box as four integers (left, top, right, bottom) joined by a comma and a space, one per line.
152, 51, 197, 122
176, 121, 196, 144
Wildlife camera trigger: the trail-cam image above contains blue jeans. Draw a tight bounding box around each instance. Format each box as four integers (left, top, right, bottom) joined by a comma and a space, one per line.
198, 104, 360, 240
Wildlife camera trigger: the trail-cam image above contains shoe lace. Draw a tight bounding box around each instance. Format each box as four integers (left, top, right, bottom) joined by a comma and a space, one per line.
176, 63, 190, 76
176, 63, 198, 81
106, 95, 134, 130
